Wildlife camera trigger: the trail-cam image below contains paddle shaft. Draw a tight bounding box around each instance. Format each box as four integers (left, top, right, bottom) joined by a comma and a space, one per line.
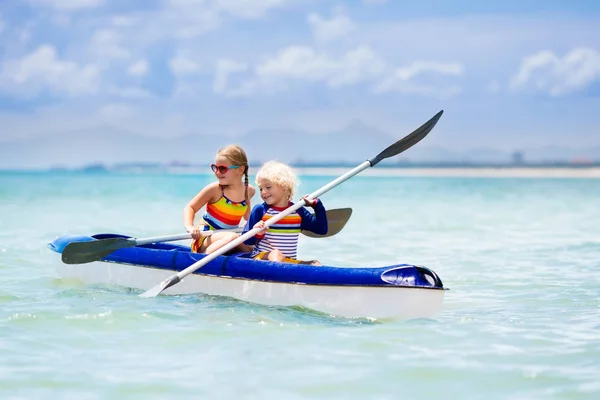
134, 229, 240, 246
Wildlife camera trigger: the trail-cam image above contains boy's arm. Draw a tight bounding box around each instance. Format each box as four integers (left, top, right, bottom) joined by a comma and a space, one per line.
298, 199, 328, 235
242, 204, 266, 246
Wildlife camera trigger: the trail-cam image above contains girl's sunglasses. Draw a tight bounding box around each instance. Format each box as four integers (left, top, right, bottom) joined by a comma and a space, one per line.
211, 164, 240, 174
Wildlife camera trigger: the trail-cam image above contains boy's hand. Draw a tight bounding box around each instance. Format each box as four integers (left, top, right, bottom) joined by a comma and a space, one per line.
301, 195, 318, 208
253, 220, 267, 233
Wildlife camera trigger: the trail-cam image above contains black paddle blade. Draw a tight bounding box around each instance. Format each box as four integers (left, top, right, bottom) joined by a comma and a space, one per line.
303, 207, 353, 238
61, 238, 135, 264
368, 110, 444, 167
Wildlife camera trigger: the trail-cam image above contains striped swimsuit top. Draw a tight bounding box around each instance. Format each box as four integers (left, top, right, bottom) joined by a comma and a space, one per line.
201, 188, 248, 230
250, 204, 302, 259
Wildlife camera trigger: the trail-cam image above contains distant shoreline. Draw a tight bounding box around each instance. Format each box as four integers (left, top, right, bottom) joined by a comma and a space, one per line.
118, 164, 600, 178
291, 167, 600, 178
4, 165, 599, 178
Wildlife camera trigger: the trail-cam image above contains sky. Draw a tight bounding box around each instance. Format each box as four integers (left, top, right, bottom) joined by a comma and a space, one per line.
1, 0, 600, 157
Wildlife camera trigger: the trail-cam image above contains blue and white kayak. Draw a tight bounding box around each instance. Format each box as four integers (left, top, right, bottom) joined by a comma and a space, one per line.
48, 233, 447, 320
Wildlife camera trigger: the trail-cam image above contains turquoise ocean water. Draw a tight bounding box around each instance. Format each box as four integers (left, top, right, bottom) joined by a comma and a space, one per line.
1, 170, 599, 399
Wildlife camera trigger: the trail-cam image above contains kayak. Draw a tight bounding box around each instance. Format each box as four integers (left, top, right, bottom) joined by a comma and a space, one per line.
46, 110, 447, 319
48, 233, 447, 320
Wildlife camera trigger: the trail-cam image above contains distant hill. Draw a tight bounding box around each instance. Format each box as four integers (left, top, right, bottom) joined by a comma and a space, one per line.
0, 121, 404, 169
1, 122, 600, 169
0, 127, 217, 169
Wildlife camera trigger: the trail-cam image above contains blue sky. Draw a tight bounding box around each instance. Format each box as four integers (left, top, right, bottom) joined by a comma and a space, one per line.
1, 0, 600, 153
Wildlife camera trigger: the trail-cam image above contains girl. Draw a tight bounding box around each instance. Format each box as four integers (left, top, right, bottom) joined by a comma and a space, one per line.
242, 160, 328, 265
184, 144, 256, 254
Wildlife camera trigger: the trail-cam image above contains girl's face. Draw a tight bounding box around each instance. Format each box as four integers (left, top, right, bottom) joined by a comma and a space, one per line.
257, 177, 288, 207
212, 155, 244, 185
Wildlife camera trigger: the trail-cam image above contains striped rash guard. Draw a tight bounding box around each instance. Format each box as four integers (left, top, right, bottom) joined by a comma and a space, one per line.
243, 200, 328, 259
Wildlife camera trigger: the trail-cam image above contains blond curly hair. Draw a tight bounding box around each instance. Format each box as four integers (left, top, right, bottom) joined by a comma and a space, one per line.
255, 160, 299, 200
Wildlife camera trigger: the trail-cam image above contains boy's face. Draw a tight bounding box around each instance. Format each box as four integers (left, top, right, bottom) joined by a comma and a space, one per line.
257, 177, 288, 206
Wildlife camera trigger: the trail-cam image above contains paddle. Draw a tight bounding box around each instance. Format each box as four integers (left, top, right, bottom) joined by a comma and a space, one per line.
61, 208, 353, 265
61, 230, 232, 265
139, 110, 444, 298
303, 207, 352, 238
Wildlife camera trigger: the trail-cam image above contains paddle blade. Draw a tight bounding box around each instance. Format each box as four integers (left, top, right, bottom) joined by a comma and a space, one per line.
302, 207, 353, 238
61, 238, 135, 264
368, 110, 443, 166
139, 275, 181, 298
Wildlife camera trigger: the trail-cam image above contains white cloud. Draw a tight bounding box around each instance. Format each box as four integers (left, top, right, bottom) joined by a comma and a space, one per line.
147, 0, 311, 42
256, 46, 338, 81
374, 61, 464, 98
384, 61, 463, 81
213, 0, 288, 19
256, 45, 384, 86
214, 45, 461, 99
169, 56, 201, 76
128, 60, 149, 77
159, 2, 222, 39
307, 11, 355, 42
510, 47, 600, 96
213, 59, 250, 96
160, 0, 292, 39
169, 54, 204, 98
0, 45, 100, 97
128, 0, 297, 43
27, 0, 105, 10
88, 29, 131, 61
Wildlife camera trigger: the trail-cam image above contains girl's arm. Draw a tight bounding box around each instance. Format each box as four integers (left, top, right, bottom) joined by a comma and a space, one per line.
183, 182, 220, 232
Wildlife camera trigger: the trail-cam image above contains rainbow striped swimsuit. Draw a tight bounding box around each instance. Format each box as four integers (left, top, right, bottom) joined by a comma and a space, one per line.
201, 190, 248, 230
191, 190, 248, 253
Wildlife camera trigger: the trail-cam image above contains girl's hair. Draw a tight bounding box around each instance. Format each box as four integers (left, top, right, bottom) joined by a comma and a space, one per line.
255, 160, 298, 201
217, 144, 250, 203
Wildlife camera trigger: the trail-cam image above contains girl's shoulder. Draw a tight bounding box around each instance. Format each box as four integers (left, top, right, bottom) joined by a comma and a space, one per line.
188, 182, 222, 207
204, 181, 223, 194
200, 182, 224, 200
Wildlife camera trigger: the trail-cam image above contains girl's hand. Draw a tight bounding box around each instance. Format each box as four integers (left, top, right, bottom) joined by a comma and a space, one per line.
186, 225, 202, 240
301, 195, 318, 208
